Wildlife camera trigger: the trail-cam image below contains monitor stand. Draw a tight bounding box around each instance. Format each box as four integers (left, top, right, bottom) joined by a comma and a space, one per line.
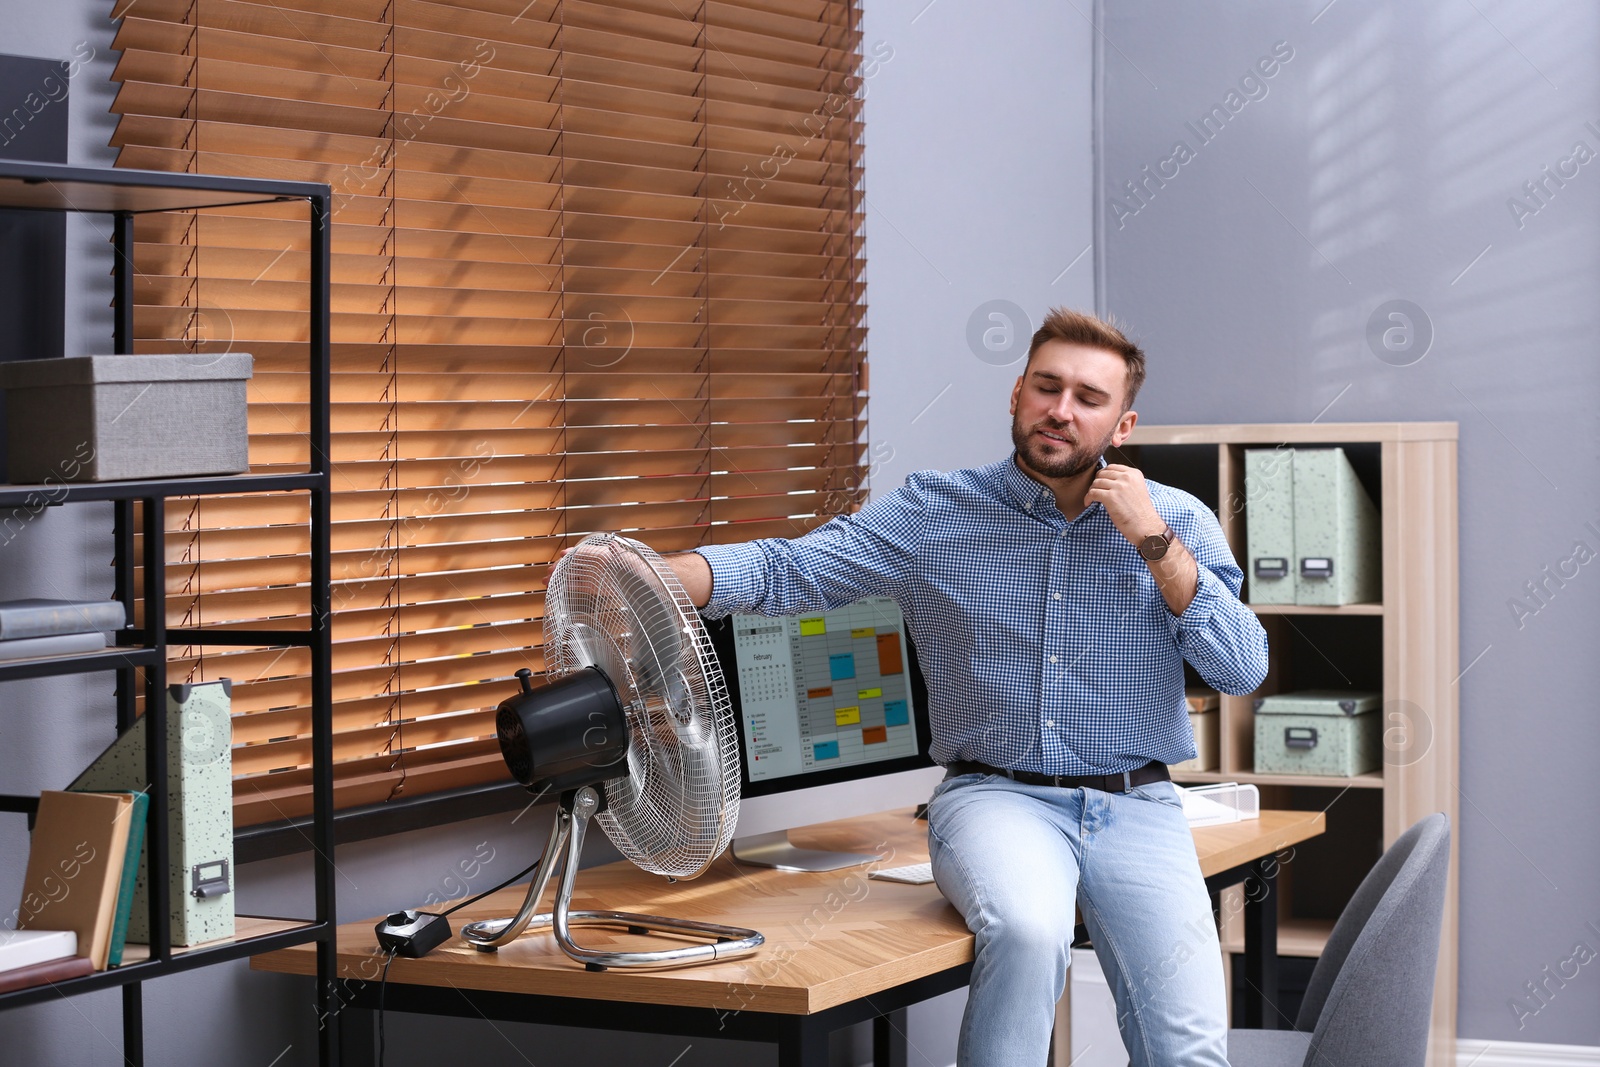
730, 830, 881, 872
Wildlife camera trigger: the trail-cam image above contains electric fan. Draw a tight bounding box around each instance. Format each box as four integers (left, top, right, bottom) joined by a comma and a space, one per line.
460, 533, 764, 970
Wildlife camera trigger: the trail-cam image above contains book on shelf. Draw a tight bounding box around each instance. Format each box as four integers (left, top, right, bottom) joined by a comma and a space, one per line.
0, 929, 77, 973
15, 790, 134, 970
71, 789, 148, 968
0, 631, 108, 662
0, 598, 125, 640
0, 954, 94, 995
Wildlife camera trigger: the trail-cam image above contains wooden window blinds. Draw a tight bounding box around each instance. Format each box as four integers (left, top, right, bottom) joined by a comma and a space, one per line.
107, 0, 868, 826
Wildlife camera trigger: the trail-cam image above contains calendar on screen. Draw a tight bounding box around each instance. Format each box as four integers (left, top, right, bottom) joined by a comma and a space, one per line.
727, 597, 921, 783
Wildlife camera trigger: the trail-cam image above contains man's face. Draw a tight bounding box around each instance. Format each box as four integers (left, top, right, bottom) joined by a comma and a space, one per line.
1009, 341, 1138, 481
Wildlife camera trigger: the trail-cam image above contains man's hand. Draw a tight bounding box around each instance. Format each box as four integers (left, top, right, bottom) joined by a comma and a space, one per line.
1085, 464, 1199, 615
552, 544, 712, 609
1084, 464, 1165, 546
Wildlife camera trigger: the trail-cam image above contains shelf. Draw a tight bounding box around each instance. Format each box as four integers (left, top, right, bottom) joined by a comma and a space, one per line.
119, 916, 317, 965
0, 471, 324, 507
0, 646, 160, 682
167, 627, 317, 647
0, 159, 328, 215
0, 917, 323, 1011
1127, 422, 1458, 446
1173, 770, 1386, 790
0, 158, 337, 1065
1248, 602, 1383, 616
1223, 917, 1335, 958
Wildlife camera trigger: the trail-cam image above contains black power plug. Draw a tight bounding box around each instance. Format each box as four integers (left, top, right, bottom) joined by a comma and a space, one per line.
374, 910, 453, 958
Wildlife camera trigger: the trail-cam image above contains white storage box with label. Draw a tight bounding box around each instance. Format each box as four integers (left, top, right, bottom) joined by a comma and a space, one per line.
1173, 689, 1221, 773
1253, 690, 1382, 777
0, 353, 252, 482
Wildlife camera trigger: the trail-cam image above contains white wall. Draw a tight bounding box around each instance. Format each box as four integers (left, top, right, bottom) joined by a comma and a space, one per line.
0, 2, 1095, 1065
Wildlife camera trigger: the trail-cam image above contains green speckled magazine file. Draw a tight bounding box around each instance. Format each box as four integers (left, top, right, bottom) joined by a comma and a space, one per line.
1244, 449, 1297, 604
1291, 448, 1381, 605
69, 680, 234, 947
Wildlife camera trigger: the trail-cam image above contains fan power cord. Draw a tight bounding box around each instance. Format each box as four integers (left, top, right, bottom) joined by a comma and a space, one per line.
372, 853, 544, 957
370, 851, 545, 1060
377, 945, 397, 1067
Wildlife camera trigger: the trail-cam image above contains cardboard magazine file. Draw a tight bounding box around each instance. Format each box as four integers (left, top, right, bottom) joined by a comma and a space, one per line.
1171, 689, 1221, 773
69, 680, 234, 947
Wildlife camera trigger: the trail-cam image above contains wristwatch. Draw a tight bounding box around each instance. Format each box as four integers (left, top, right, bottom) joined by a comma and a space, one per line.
1138, 525, 1176, 561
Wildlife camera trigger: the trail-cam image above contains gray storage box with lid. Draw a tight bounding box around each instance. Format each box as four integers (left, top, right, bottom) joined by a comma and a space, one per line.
1254, 689, 1383, 776
0, 353, 252, 482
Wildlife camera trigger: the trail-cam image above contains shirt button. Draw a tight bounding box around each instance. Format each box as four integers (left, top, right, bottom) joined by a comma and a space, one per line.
1051, 592, 1062, 600
1044, 719, 1054, 728
1049, 655, 1059, 664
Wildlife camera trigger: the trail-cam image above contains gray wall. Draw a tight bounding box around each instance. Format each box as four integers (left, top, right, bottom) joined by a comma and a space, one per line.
0, 1, 1093, 1065
1098, 0, 1600, 1048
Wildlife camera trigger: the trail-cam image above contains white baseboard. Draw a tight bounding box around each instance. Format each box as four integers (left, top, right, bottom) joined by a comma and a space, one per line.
865, 1036, 1600, 1067
1459, 1039, 1600, 1066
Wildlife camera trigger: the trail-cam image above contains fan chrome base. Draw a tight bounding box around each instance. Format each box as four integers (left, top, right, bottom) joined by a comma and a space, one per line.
460, 786, 764, 970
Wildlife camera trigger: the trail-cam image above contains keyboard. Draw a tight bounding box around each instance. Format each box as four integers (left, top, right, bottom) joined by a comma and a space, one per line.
868, 861, 936, 885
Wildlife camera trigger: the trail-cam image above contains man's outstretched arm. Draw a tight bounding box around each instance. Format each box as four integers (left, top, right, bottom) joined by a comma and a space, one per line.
665, 551, 713, 608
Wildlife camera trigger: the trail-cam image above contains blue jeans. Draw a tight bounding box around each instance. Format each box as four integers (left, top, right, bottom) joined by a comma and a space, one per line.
927, 773, 1229, 1067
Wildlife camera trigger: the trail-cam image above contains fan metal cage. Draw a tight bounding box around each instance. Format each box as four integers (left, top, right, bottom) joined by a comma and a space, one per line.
545, 533, 740, 878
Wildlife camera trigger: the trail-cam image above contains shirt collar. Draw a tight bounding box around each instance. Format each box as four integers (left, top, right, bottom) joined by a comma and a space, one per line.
1003, 452, 1108, 514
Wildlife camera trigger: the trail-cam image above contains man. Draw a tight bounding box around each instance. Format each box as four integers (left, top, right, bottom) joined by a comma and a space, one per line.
662, 308, 1267, 1066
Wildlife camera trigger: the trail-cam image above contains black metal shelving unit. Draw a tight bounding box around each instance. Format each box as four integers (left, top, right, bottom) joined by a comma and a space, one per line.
0, 159, 336, 1066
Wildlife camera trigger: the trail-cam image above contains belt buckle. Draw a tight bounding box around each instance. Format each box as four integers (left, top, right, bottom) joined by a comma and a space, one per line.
1120, 770, 1133, 793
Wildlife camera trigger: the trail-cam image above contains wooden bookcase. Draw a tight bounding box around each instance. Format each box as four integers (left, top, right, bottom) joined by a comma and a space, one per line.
1109, 421, 1458, 1066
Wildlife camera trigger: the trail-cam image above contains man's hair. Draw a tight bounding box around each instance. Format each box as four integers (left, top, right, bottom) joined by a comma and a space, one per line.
1026, 307, 1146, 411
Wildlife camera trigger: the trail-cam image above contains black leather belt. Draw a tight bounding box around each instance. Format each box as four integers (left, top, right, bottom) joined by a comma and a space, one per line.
944, 759, 1170, 793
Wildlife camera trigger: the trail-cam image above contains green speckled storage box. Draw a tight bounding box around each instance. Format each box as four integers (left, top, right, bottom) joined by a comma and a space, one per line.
0, 353, 252, 482
69, 680, 235, 947
1254, 690, 1382, 777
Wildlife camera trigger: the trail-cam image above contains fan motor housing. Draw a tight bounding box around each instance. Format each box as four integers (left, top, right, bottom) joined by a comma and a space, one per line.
497, 666, 630, 794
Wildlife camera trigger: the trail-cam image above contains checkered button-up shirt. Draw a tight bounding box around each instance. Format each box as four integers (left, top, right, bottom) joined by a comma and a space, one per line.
695, 454, 1269, 776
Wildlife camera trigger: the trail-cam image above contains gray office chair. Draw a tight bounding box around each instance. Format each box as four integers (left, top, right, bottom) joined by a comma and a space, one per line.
1228, 812, 1450, 1067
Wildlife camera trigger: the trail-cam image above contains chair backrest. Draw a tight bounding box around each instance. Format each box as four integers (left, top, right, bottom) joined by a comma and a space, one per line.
1293, 812, 1450, 1067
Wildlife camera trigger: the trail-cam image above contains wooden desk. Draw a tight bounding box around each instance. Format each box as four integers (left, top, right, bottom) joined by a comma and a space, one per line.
253, 807, 1323, 1066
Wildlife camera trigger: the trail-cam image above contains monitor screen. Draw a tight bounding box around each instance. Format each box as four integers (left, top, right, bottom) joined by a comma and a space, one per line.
705, 596, 933, 798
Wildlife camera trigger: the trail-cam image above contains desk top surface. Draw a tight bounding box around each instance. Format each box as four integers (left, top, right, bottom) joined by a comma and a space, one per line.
251, 807, 1324, 1014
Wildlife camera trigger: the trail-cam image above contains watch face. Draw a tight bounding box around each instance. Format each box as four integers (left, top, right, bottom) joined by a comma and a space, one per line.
1139, 533, 1169, 560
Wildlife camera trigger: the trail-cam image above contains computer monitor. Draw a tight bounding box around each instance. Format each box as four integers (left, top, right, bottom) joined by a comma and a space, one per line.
705, 596, 933, 870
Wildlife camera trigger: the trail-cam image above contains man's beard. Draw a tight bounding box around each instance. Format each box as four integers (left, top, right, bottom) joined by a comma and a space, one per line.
1011, 415, 1117, 479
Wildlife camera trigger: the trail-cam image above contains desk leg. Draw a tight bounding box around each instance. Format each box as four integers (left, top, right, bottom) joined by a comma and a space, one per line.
1241, 856, 1279, 1030
873, 1008, 908, 1067
339, 1006, 377, 1067
778, 1016, 830, 1067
